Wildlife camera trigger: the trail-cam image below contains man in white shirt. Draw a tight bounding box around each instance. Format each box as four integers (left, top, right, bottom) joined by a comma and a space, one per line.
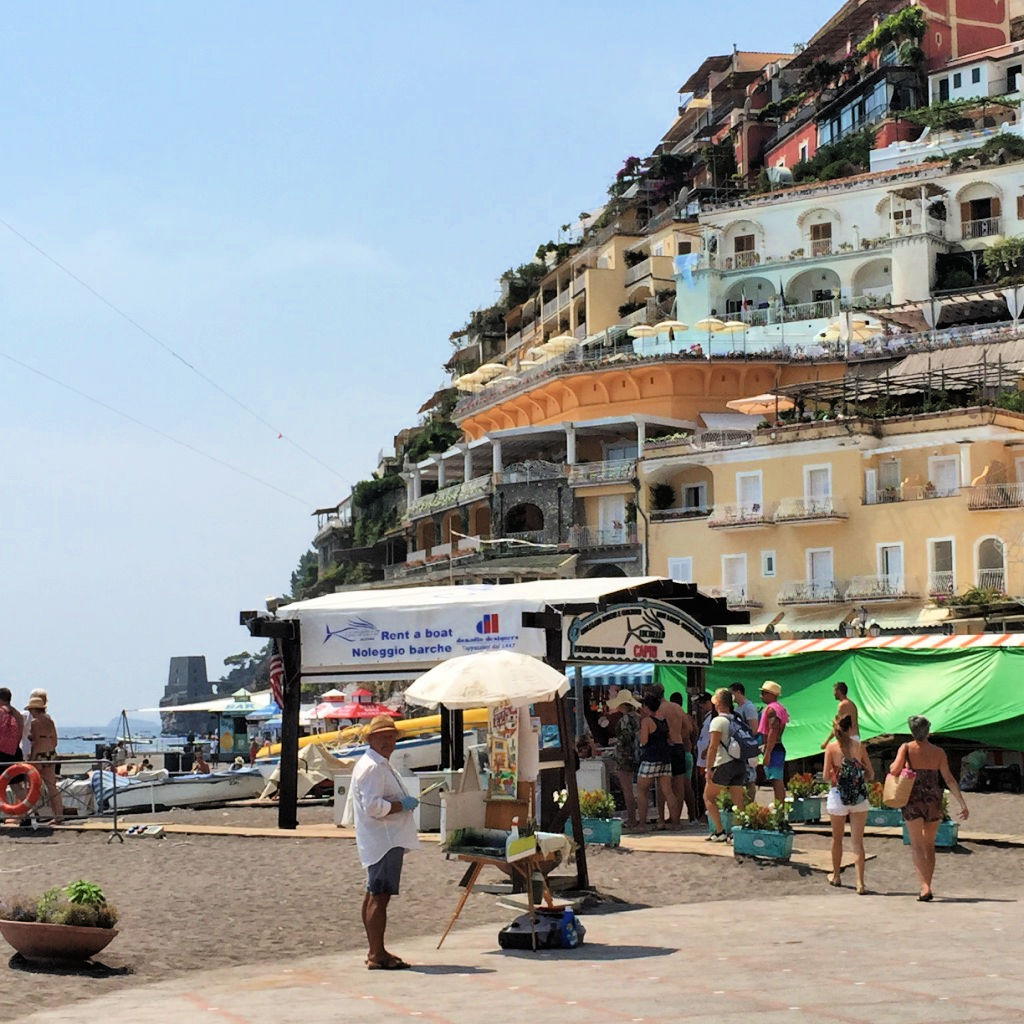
350, 715, 420, 970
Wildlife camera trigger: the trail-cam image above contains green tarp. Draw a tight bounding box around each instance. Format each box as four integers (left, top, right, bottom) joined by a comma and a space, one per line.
656, 647, 1024, 761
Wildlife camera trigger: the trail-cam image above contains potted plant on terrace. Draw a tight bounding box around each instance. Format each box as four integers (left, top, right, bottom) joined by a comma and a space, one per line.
785, 772, 823, 822
562, 788, 622, 847
732, 801, 794, 861
0, 880, 119, 963
865, 780, 904, 827
902, 794, 960, 849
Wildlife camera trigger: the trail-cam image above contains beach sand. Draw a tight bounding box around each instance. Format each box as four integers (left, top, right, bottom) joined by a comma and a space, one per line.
1, 792, 1021, 1022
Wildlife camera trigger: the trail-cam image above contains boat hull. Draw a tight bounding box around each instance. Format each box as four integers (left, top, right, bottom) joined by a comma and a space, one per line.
96, 769, 266, 811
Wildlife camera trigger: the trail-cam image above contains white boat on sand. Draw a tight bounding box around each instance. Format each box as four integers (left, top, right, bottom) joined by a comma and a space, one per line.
86, 767, 267, 813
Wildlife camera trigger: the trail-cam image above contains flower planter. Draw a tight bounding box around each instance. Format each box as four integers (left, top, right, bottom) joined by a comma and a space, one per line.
0, 920, 118, 963
866, 807, 904, 828
708, 809, 734, 835
732, 827, 794, 861
565, 816, 622, 847
902, 821, 959, 848
785, 797, 822, 823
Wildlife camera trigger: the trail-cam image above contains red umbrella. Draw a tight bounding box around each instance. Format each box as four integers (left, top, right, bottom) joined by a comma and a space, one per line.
317, 701, 401, 721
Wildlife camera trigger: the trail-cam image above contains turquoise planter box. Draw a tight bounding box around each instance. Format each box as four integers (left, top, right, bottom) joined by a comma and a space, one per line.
902, 821, 959, 848
785, 797, 822, 823
708, 809, 735, 835
732, 827, 795, 861
565, 817, 622, 847
866, 807, 904, 828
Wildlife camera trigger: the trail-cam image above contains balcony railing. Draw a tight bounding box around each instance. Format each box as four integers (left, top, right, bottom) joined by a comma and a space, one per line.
406, 475, 492, 519
501, 531, 546, 546
928, 571, 955, 596
811, 239, 833, 257
977, 569, 1006, 593
502, 460, 564, 484
962, 217, 1001, 240
624, 258, 652, 286
542, 296, 559, 319
708, 503, 772, 528
707, 585, 762, 608
778, 579, 845, 605
406, 548, 428, 565
429, 542, 453, 559
733, 250, 760, 269
619, 306, 652, 328
651, 505, 712, 523
569, 525, 638, 549
774, 496, 848, 522
863, 487, 904, 505
844, 574, 919, 601
572, 274, 587, 297
865, 484, 962, 503
568, 459, 636, 486
574, 323, 587, 339
968, 482, 1024, 510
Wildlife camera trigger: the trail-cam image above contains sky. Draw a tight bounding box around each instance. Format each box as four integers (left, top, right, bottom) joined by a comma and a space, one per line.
0, 1, 828, 724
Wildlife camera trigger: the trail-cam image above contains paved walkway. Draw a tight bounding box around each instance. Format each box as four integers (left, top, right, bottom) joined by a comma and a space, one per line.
13, 888, 1023, 1024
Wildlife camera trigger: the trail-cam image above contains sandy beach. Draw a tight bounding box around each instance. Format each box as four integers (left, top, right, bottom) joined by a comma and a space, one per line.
1, 792, 1022, 1022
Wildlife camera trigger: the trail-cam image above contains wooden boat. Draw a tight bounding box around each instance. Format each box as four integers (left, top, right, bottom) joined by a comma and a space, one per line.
89, 767, 266, 812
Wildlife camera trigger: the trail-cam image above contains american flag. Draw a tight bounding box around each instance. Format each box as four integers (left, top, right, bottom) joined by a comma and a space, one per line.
269, 647, 285, 709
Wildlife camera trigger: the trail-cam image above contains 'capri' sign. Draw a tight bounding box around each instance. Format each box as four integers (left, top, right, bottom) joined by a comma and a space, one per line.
563, 600, 714, 666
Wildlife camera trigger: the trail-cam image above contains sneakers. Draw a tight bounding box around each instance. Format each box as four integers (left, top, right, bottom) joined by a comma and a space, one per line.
706, 831, 729, 842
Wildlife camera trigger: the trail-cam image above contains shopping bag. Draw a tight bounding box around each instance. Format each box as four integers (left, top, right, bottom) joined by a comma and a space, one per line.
882, 771, 915, 808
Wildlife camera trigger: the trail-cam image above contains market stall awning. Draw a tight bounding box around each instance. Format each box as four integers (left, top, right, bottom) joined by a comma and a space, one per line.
137, 690, 276, 714
576, 663, 654, 689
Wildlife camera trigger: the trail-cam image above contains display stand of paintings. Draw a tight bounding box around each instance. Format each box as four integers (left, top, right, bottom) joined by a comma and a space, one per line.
488, 702, 519, 800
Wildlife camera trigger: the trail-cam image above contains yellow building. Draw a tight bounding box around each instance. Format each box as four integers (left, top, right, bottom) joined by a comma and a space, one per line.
643, 405, 1024, 634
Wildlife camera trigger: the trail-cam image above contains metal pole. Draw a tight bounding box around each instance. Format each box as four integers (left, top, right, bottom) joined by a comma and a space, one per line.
278, 635, 302, 830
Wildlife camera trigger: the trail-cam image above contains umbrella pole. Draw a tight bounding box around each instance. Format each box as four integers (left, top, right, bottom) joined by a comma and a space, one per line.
555, 692, 589, 890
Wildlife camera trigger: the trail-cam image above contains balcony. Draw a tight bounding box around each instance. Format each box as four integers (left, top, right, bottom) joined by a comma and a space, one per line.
864, 484, 961, 504
619, 306, 652, 328
651, 505, 712, 523
962, 217, 1001, 240
811, 239, 832, 258
406, 475, 492, 519
928, 571, 955, 596
542, 296, 559, 319
572, 274, 587, 297
568, 459, 636, 486
708, 503, 772, 530
502, 460, 564, 484
773, 496, 848, 524
844, 575, 919, 602
968, 482, 1024, 510
569, 525, 638, 549
977, 569, 1006, 593
732, 250, 760, 269
624, 258, 653, 286
574, 323, 587, 339
707, 585, 762, 609
778, 579, 845, 605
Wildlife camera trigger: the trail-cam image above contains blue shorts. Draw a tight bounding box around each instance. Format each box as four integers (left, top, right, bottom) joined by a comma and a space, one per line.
764, 746, 786, 781
366, 847, 405, 895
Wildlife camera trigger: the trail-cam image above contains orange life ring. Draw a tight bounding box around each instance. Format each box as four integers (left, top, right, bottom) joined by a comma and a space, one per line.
0, 762, 43, 816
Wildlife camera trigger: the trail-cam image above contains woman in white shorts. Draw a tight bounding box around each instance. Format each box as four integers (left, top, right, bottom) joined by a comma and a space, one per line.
823, 713, 873, 894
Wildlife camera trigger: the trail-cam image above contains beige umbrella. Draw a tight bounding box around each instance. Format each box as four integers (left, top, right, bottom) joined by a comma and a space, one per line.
473, 362, 508, 381
726, 392, 796, 417
627, 323, 659, 339
653, 319, 689, 334
694, 316, 726, 332
719, 320, 748, 333
536, 334, 577, 354
454, 370, 484, 391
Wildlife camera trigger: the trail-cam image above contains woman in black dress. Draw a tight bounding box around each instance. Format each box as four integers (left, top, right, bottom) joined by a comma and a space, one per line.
888, 715, 969, 901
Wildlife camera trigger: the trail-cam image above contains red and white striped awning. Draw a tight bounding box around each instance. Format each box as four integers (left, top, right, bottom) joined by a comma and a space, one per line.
714, 633, 1024, 659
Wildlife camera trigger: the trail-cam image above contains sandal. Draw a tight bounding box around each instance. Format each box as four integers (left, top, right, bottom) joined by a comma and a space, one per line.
706, 831, 728, 843
827, 873, 842, 887
367, 954, 411, 970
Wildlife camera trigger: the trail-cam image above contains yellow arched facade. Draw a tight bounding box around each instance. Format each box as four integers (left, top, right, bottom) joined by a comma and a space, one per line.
458, 359, 845, 440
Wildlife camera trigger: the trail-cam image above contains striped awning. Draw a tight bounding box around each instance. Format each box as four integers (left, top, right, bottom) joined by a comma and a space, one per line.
713, 633, 1024, 659
574, 663, 654, 688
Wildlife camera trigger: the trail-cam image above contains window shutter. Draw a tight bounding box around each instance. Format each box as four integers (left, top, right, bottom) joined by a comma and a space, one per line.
960, 202, 972, 226
991, 196, 1001, 218
1018, 195, 1024, 220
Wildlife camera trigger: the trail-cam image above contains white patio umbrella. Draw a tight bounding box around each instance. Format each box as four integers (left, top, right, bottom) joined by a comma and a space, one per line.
473, 362, 508, 381
404, 650, 570, 709
694, 316, 725, 332
653, 319, 689, 336
726, 392, 796, 417
626, 323, 659, 339
534, 334, 576, 355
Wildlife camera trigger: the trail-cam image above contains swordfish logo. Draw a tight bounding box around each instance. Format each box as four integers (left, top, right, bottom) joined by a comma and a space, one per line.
623, 607, 666, 646
323, 617, 378, 644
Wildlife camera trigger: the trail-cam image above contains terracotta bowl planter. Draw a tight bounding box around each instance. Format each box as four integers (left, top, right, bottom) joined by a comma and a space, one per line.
0, 920, 118, 963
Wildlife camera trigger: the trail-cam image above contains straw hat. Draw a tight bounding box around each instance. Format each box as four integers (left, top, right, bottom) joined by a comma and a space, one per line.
364, 714, 399, 736
25, 695, 47, 710
760, 680, 782, 698
608, 690, 641, 711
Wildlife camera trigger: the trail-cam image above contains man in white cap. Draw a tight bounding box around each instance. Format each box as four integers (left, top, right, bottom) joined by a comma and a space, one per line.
349, 715, 420, 970
758, 681, 790, 802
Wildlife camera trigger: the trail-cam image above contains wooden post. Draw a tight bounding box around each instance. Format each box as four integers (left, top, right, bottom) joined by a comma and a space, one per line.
440, 702, 452, 770
452, 709, 465, 769
277, 632, 302, 830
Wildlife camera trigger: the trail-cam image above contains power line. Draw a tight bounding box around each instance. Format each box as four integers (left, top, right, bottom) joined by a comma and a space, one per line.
0, 214, 348, 484
0, 348, 312, 507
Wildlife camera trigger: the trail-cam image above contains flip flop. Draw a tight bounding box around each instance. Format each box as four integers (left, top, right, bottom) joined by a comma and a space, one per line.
917, 892, 933, 902
367, 955, 411, 970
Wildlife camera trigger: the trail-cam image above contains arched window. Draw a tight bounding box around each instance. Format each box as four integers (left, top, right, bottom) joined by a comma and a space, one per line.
976, 537, 1005, 593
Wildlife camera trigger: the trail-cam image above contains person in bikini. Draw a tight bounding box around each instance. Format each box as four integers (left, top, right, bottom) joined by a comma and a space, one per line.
25, 693, 63, 825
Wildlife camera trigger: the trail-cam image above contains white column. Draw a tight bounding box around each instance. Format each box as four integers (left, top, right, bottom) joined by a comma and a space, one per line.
436, 457, 446, 490
491, 440, 503, 476
960, 444, 971, 490
411, 467, 421, 501
402, 472, 414, 506
565, 425, 576, 465
636, 421, 646, 452
463, 446, 473, 482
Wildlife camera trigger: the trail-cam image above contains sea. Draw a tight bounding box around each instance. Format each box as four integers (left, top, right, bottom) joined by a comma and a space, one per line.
58, 727, 190, 757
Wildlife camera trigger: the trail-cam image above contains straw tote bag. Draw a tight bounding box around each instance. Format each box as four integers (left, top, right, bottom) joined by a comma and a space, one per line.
883, 746, 916, 808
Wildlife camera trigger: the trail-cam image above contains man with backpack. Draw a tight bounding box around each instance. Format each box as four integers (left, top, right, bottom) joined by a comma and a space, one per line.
703, 688, 749, 841
730, 683, 761, 802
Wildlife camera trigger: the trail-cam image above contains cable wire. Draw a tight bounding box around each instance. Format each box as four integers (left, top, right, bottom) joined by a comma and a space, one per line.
0, 348, 312, 507
0, 214, 348, 484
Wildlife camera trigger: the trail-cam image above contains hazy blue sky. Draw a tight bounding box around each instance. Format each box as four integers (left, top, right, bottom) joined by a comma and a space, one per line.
0, 1, 826, 724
